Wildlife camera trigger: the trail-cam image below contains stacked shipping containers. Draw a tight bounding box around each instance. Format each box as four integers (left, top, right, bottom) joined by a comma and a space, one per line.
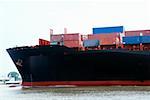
88, 33, 119, 45
48, 27, 150, 50
124, 30, 150, 50
87, 26, 124, 49
49, 26, 124, 49
50, 33, 82, 48
50, 34, 64, 45
63, 33, 82, 48
123, 36, 141, 50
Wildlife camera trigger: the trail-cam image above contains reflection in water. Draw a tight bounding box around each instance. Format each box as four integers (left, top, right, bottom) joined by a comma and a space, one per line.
1, 85, 150, 100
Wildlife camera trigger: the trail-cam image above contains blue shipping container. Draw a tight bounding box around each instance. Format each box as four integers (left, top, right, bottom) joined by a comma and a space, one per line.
123, 36, 141, 44
83, 40, 100, 47
93, 26, 124, 34
141, 36, 150, 43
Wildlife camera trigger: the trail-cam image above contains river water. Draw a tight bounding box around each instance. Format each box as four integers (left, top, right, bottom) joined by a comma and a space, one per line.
1, 84, 150, 100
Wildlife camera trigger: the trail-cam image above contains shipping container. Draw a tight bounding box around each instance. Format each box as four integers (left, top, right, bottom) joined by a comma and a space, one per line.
125, 30, 150, 36
64, 33, 81, 41
39, 39, 50, 46
125, 31, 141, 36
141, 36, 150, 43
88, 33, 119, 45
142, 30, 150, 36
93, 26, 124, 34
83, 40, 100, 47
123, 36, 141, 44
51, 34, 63, 42
64, 40, 81, 48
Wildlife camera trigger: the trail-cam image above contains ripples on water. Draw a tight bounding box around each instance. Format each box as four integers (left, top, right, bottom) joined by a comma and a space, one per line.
1, 84, 150, 100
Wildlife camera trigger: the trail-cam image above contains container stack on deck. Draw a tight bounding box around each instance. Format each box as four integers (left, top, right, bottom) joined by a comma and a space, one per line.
50, 34, 64, 45
88, 33, 120, 49
86, 26, 124, 49
39, 26, 150, 51
63, 33, 82, 48
123, 30, 150, 50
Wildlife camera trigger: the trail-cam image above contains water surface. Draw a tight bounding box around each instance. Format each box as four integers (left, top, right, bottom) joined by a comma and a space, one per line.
1, 85, 150, 100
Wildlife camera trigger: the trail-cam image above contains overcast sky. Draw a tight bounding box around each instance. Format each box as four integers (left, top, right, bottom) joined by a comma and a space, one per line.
0, 0, 150, 76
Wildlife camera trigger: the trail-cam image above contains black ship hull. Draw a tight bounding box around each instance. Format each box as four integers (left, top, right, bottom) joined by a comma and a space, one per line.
7, 45, 150, 86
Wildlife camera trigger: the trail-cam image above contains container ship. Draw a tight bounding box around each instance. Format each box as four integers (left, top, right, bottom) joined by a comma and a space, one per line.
7, 26, 150, 87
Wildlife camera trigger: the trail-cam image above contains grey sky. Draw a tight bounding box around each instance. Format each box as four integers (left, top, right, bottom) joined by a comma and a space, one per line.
0, 0, 150, 75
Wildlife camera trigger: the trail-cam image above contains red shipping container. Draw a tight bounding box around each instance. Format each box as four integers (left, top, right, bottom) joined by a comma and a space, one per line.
64, 33, 81, 41
125, 31, 141, 36
142, 30, 150, 36
64, 40, 81, 48
125, 30, 150, 36
51, 34, 64, 42
39, 39, 50, 46
88, 33, 119, 45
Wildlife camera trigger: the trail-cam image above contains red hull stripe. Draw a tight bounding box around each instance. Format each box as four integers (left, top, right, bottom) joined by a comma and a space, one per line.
22, 81, 150, 86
